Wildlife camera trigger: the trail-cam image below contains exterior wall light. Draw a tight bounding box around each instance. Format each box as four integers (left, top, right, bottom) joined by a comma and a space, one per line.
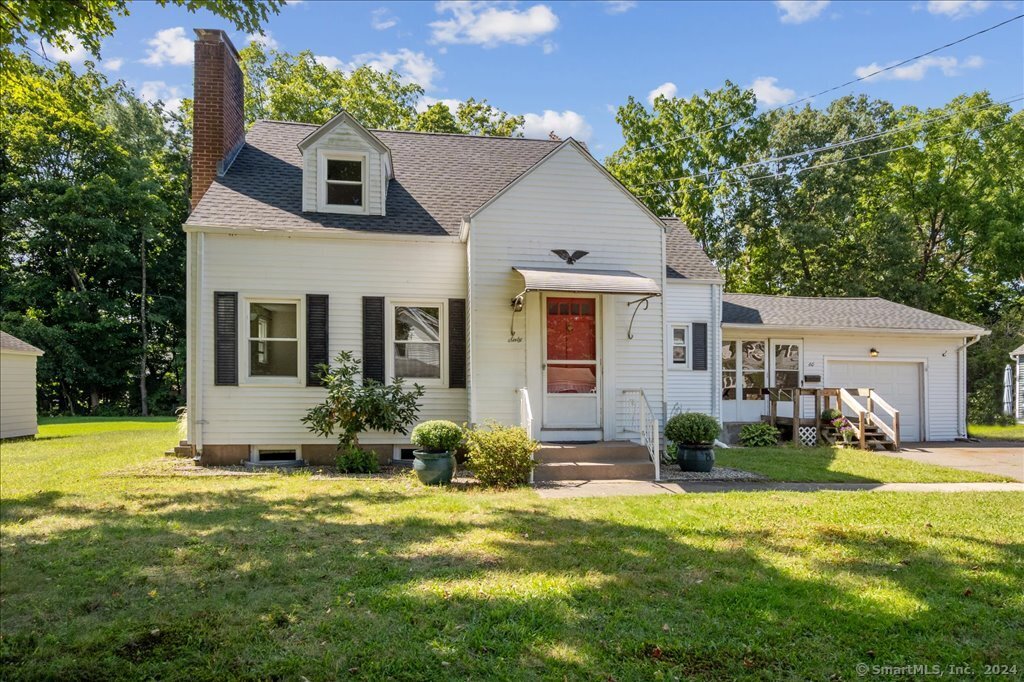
869, 348, 879, 358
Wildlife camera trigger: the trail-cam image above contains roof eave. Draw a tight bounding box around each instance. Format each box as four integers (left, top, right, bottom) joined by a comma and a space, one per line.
721, 322, 989, 336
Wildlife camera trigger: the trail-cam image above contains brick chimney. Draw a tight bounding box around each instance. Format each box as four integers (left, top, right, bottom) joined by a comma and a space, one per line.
191, 28, 245, 210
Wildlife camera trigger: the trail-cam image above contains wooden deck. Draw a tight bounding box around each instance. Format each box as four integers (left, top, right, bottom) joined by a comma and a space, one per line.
762, 387, 900, 450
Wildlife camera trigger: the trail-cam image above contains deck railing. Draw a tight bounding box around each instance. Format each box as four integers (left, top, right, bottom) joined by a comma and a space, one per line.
622, 389, 661, 481
764, 387, 901, 450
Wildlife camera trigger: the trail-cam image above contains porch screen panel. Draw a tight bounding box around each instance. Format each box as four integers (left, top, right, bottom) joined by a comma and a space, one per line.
774, 343, 800, 396
741, 341, 766, 400
722, 341, 736, 399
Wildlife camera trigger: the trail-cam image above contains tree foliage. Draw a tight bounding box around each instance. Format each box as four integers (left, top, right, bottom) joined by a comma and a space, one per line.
609, 87, 1024, 422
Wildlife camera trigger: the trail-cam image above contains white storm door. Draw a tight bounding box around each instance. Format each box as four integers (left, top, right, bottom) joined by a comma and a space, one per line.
770, 339, 803, 419
542, 295, 601, 429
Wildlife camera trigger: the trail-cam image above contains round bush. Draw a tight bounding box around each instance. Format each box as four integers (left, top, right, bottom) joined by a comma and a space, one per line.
821, 408, 842, 422
738, 422, 779, 447
336, 446, 379, 474
465, 421, 538, 487
410, 420, 464, 453
664, 412, 720, 446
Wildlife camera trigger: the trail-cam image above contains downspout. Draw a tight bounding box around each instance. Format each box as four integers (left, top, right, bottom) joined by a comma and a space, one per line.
195, 232, 206, 452
955, 334, 982, 439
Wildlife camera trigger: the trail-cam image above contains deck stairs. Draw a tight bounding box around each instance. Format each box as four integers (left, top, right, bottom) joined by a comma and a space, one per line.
165, 440, 195, 458
820, 423, 897, 451
533, 441, 656, 482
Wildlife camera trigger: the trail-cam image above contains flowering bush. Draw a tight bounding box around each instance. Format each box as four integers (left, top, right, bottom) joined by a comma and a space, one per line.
831, 416, 856, 443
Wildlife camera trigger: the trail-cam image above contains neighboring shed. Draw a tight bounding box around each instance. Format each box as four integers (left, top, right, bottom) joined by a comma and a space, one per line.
0, 332, 44, 439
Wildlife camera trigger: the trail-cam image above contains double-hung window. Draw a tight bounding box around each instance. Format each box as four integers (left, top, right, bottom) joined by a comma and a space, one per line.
318, 151, 366, 213
669, 325, 689, 368
392, 304, 443, 381
248, 300, 299, 379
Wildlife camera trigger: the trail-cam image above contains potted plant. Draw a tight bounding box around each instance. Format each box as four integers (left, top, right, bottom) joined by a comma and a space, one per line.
664, 412, 720, 472
410, 420, 464, 485
831, 415, 856, 446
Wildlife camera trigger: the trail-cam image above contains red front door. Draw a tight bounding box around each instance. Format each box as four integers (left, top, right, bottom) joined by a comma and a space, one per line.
543, 296, 600, 429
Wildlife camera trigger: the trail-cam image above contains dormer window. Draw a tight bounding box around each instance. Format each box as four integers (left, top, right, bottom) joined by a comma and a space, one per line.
317, 151, 367, 214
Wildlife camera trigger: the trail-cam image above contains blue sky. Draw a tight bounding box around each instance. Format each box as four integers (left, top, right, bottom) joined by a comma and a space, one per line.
43, 0, 1024, 156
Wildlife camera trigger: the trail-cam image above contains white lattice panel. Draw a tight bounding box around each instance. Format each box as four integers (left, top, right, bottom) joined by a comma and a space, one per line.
799, 426, 818, 447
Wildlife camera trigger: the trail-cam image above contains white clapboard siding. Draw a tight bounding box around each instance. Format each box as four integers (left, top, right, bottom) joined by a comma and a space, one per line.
0, 352, 39, 439
467, 143, 665, 438
801, 333, 966, 441
198, 233, 467, 445
302, 121, 385, 215
664, 281, 720, 419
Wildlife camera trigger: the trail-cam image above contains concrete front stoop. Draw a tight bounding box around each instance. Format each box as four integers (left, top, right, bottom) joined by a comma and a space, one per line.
533, 441, 655, 482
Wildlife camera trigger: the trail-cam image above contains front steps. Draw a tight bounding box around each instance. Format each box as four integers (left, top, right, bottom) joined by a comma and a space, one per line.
534, 441, 655, 482
164, 440, 194, 458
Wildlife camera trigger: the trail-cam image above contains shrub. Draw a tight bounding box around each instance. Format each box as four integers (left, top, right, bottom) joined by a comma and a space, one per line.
821, 408, 842, 422
464, 421, 538, 487
739, 422, 779, 447
664, 412, 720, 445
336, 446, 379, 474
302, 351, 424, 452
410, 420, 464, 453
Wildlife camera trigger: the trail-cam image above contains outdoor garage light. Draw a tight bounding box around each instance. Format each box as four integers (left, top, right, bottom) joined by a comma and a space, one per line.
869, 348, 879, 357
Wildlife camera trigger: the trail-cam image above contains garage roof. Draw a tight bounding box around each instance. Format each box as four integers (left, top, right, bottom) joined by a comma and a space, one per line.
722, 294, 987, 334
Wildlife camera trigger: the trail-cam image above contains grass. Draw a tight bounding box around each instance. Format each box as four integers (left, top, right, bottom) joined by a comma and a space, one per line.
969, 423, 1024, 442
714, 445, 1011, 483
1, 420, 1022, 680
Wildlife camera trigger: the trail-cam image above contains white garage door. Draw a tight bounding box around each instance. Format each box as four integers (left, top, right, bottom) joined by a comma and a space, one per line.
828, 361, 923, 442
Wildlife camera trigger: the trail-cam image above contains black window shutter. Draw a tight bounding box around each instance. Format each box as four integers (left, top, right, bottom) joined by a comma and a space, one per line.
306, 294, 329, 386
362, 296, 385, 385
693, 322, 708, 371
214, 291, 238, 386
448, 298, 466, 389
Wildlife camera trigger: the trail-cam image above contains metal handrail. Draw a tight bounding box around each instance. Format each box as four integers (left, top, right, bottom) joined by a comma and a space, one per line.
518, 388, 535, 483
622, 388, 661, 481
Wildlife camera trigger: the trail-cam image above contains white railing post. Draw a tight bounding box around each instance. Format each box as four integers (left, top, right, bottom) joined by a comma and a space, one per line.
653, 414, 660, 482
620, 388, 660, 482
519, 388, 535, 484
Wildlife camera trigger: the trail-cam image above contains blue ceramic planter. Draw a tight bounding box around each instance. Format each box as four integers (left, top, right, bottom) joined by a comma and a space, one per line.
676, 444, 715, 472
413, 450, 455, 485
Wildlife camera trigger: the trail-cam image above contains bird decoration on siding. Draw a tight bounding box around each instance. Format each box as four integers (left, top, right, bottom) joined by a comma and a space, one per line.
551, 249, 589, 265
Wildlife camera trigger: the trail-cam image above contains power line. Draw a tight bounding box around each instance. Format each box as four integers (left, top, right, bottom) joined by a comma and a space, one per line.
636, 120, 1012, 198
635, 95, 1022, 187
621, 13, 1024, 158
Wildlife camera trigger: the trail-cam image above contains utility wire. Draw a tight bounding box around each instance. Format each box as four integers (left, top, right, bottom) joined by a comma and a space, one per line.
635, 94, 1022, 187
620, 13, 1024, 158
635, 120, 1012, 198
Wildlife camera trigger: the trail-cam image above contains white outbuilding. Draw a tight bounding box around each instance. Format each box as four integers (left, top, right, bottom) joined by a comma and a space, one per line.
1, 331, 44, 439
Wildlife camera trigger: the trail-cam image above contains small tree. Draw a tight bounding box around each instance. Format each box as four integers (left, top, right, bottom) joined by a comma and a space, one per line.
302, 351, 424, 453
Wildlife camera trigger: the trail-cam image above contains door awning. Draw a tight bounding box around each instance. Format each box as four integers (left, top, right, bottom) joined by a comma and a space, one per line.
512, 267, 662, 296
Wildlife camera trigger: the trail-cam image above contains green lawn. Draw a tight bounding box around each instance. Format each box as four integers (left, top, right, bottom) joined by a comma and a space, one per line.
714, 445, 1012, 483
2, 421, 1022, 680
969, 423, 1024, 442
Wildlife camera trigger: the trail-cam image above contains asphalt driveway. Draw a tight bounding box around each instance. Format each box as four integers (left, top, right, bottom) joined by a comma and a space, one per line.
890, 441, 1024, 481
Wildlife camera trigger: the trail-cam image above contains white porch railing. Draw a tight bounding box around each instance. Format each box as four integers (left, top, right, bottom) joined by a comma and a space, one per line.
518, 387, 535, 483
621, 389, 661, 481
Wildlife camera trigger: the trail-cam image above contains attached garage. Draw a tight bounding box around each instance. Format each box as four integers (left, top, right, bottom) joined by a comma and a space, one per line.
826, 360, 923, 442
721, 294, 988, 443
0, 332, 44, 440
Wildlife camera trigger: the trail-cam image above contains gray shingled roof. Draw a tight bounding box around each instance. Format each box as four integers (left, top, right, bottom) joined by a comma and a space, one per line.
722, 294, 986, 333
1010, 343, 1024, 357
187, 121, 715, 279
662, 217, 722, 281
187, 121, 562, 237
0, 331, 43, 354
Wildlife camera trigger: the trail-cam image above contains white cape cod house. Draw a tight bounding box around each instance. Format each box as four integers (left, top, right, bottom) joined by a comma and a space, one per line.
183, 30, 987, 475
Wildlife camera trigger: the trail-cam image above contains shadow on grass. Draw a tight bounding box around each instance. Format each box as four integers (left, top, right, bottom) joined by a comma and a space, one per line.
1, 486, 1021, 680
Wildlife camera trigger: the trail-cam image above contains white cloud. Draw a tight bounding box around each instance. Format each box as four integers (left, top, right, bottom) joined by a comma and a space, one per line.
139, 81, 184, 113
42, 34, 88, 64
372, 7, 399, 29
602, 1, 637, 13
430, 1, 559, 47
774, 1, 830, 23
521, 110, 592, 141
142, 27, 193, 66
348, 49, 442, 90
247, 31, 279, 50
925, 1, 991, 18
103, 57, 124, 72
416, 96, 462, 113
314, 55, 345, 70
750, 76, 795, 106
854, 54, 984, 81
647, 81, 677, 105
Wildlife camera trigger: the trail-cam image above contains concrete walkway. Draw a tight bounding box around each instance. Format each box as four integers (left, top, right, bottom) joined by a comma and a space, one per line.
535, 479, 1024, 499
884, 441, 1023, 481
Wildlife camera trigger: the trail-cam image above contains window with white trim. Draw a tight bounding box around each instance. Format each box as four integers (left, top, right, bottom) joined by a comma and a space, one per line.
248, 301, 299, 378
392, 304, 442, 381
317, 151, 367, 213
670, 324, 689, 368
